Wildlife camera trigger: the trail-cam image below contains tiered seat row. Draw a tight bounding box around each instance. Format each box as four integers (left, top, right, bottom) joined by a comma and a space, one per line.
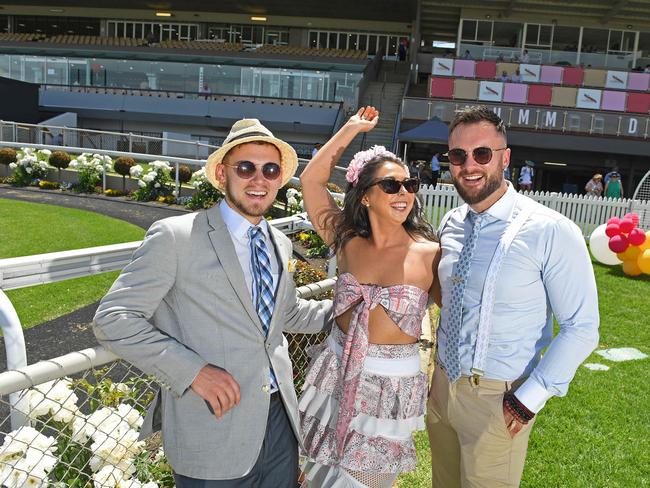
256, 45, 367, 59
0, 33, 367, 59
429, 77, 650, 114
0, 32, 46, 42
42, 35, 146, 47
433, 58, 650, 92
156, 40, 244, 51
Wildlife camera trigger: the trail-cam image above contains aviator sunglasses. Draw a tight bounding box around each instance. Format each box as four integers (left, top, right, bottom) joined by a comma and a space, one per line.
447, 147, 507, 166
369, 177, 420, 194
223, 160, 281, 180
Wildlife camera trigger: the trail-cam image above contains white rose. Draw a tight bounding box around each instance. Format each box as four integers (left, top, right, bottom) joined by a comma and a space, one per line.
137, 180, 146, 188
9, 162, 16, 169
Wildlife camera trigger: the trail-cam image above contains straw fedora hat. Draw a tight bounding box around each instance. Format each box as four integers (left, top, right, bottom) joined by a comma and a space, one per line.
205, 119, 298, 191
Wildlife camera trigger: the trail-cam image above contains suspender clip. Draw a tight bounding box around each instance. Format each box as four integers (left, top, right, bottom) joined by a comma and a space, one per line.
470, 368, 484, 386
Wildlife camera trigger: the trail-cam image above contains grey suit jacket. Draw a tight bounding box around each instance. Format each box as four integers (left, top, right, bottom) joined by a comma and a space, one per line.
93, 205, 332, 479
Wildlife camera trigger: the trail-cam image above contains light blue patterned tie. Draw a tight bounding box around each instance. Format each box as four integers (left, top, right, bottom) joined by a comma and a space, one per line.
444, 211, 484, 382
248, 226, 277, 389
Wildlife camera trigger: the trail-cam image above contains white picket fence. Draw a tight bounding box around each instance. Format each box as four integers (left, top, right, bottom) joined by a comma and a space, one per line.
418, 185, 650, 237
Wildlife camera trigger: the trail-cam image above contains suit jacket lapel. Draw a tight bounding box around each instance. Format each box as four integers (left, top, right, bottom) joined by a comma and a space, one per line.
206, 206, 264, 336
268, 226, 288, 333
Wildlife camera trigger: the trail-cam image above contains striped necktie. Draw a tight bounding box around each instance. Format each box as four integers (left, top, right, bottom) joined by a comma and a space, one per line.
248, 225, 277, 389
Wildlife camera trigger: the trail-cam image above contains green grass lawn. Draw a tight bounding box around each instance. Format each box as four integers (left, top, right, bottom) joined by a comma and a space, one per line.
0, 198, 145, 328
398, 262, 650, 487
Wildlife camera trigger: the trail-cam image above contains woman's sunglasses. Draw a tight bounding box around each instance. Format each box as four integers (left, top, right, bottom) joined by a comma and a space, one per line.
447, 147, 507, 166
369, 177, 420, 194
223, 161, 281, 181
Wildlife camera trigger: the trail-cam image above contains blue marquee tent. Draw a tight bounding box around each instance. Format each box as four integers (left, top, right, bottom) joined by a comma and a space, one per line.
398, 116, 449, 143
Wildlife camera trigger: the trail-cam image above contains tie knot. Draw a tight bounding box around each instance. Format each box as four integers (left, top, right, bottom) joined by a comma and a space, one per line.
248, 225, 263, 242
468, 211, 484, 228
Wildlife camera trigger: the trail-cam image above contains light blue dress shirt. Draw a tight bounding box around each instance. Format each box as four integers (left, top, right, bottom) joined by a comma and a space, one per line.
437, 184, 599, 412
219, 199, 279, 307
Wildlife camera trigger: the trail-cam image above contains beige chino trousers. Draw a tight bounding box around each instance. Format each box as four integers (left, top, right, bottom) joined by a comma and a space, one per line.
426, 367, 536, 488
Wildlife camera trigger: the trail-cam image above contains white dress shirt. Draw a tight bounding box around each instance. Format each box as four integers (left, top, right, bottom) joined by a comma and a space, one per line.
437, 184, 599, 412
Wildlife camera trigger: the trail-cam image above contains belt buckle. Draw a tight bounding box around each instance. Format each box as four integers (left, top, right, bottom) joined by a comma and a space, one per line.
470, 368, 484, 386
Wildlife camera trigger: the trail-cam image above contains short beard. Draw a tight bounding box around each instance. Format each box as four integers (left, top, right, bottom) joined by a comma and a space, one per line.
224, 179, 274, 219
453, 160, 504, 205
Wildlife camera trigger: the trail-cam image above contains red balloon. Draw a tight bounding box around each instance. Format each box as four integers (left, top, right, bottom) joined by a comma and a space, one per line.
619, 219, 634, 234
628, 228, 647, 246
609, 234, 629, 253
624, 213, 640, 227
605, 224, 621, 237
607, 217, 622, 226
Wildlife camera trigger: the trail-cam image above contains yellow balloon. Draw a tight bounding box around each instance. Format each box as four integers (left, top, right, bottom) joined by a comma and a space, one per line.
637, 249, 650, 274
639, 231, 650, 251
617, 245, 642, 262
622, 260, 643, 276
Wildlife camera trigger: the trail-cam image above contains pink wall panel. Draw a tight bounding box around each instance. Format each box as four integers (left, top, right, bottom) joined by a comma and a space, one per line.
601, 91, 627, 111
429, 77, 454, 98
627, 73, 650, 91
562, 67, 584, 86
540, 66, 563, 84
453, 59, 476, 78
527, 85, 552, 106
503, 83, 528, 104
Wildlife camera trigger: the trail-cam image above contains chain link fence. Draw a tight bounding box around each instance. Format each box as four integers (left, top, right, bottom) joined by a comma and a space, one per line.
0, 281, 334, 487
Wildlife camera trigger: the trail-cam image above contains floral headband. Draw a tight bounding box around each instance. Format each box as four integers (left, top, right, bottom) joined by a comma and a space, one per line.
345, 145, 401, 187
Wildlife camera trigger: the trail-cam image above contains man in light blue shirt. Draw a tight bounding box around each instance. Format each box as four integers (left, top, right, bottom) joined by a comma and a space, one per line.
430, 151, 441, 188
427, 106, 599, 488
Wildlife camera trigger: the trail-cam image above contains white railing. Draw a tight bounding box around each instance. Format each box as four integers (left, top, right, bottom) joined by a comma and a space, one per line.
418, 185, 649, 237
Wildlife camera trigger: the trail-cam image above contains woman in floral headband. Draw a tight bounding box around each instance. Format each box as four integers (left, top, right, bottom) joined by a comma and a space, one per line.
298, 106, 441, 487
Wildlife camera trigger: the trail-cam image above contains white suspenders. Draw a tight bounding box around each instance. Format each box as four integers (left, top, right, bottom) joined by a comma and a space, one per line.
439, 199, 533, 383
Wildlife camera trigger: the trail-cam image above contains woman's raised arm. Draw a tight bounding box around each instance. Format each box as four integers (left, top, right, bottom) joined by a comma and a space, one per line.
300, 106, 379, 245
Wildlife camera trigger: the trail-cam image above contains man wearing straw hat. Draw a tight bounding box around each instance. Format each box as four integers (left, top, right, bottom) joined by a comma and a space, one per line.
94, 118, 332, 487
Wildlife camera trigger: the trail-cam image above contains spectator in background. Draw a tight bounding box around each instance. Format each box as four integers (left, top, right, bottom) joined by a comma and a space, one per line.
604, 167, 620, 184
645, 64, 650, 73
199, 84, 212, 99
439, 167, 452, 184
522, 49, 530, 63
462, 49, 472, 60
55, 133, 63, 146
430, 151, 441, 188
145, 30, 157, 46
311, 143, 322, 159
605, 172, 624, 199
518, 161, 534, 191
510, 69, 522, 83
398, 38, 407, 61
499, 70, 509, 82
584, 173, 603, 197
496, 52, 505, 62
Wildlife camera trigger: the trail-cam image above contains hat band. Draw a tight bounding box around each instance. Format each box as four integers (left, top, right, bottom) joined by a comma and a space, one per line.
226, 131, 272, 144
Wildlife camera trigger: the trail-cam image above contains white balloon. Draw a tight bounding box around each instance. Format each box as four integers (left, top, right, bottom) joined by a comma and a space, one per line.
589, 224, 622, 265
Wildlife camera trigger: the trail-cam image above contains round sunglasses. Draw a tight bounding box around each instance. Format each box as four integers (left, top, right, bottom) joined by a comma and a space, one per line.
447, 147, 507, 166
369, 177, 420, 194
223, 160, 281, 180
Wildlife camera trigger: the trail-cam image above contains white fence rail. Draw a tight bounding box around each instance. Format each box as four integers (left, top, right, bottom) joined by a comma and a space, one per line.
419, 185, 650, 237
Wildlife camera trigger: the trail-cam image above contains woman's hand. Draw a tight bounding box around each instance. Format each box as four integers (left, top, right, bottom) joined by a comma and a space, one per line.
347, 106, 379, 133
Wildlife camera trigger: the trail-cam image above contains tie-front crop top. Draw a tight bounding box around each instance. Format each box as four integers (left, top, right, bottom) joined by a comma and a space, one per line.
334, 272, 428, 338
331, 272, 429, 456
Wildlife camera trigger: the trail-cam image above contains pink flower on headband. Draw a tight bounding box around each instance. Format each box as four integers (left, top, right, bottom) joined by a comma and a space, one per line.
345, 145, 399, 186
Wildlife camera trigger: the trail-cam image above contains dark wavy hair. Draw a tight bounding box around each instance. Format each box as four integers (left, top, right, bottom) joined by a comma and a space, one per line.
324, 155, 436, 254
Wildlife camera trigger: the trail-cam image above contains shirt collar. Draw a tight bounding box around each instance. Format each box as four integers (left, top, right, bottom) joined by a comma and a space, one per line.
460, 181, 517, 222
219, 199, 271, 242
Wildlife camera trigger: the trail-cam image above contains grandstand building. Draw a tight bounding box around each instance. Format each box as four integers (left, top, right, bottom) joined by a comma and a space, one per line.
1, 1, 649, 191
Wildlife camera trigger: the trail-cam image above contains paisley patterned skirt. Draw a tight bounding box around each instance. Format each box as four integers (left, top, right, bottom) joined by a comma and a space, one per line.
298, 326, 428, 487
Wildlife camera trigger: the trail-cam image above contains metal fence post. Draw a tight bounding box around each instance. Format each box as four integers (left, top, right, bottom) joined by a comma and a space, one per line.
175, 161, 180, 199
102, 157, 107, 193
128, 133, 133, 153
0, 289, 28, 430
